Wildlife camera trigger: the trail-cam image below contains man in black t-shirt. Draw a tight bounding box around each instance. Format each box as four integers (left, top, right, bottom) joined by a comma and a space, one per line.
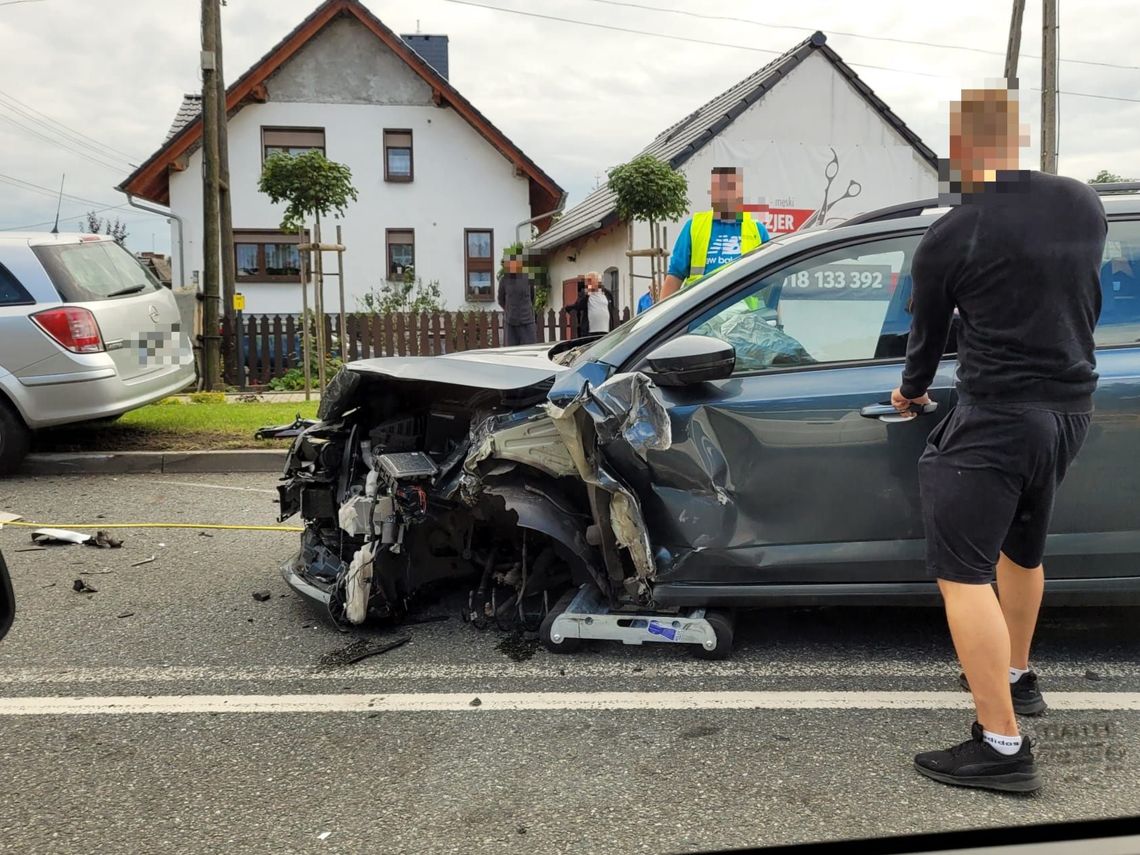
891, 85, 1107, 793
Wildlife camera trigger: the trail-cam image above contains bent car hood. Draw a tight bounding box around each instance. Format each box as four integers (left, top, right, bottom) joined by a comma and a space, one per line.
345, 343, 566, 391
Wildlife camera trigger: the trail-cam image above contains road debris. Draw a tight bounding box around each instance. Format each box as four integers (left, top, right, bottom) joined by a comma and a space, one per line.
32, 528, 91, 546
89, 530, 123, 549
72, 579, 98, 594
0, 512, 23, 527
252, 590, 272, 602
343, 636, 410, 664
131, 556, 157, 568
469, 697, 482, 707
1086, 669, 1103, 681
199, 532, 214, 538
80, 569, 114, 575
14, 547, 46, 553
317, 831, 332, 842
117, 611, 135, 619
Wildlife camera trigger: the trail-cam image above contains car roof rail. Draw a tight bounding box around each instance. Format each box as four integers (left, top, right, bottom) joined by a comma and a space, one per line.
840, 181, 1140, 229
837, 198, 941, 228
1091, 181, 1140, 195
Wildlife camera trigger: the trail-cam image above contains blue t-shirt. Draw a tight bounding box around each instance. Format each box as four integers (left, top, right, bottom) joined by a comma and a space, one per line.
667, 215, 771, 282
636, 292, 654, 314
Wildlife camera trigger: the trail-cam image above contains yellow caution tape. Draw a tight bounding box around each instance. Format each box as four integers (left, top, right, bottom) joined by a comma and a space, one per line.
3, 522, 303, 532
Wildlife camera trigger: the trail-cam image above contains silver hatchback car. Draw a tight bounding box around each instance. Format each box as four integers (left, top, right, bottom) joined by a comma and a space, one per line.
0, 232, 196, 473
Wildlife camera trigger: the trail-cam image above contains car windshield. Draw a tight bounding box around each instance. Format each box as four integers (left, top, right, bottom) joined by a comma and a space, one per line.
32, 240, 163, 302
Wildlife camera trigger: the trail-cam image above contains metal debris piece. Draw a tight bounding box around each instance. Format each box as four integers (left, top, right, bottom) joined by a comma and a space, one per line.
469, 697, 482, 707
342, 636, 410, 665
32, 528, 91, 546
89, 530, 123, 549
405, 614, 450, 626
14, 547, 46, 553
117, 611, 135, 619
317, 831, 332, 842
199, 532, 214, 538
252, 590, 272, 602
131, 555, 157, 568
80, 569, 114, 575
72, 579, 97, 594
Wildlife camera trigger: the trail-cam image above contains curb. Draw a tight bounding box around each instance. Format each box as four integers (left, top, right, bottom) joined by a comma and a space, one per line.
20, 450, 288, 476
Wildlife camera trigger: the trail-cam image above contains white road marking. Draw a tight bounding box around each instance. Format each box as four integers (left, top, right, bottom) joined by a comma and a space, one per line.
2, 661, 1139, 684
2, 691, 1139, 716
152, 480, 277, 495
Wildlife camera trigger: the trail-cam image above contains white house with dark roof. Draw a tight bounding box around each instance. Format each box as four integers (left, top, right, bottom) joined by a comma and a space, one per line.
530, 32, 938, 314
119, 0, 563, 315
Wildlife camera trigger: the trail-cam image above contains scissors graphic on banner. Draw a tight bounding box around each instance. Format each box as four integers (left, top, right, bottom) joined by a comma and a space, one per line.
802, 147, 862, 229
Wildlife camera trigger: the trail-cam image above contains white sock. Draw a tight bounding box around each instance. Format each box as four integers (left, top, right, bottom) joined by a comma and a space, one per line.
983, 730, 1023, 755
1010, 666, 1030, 683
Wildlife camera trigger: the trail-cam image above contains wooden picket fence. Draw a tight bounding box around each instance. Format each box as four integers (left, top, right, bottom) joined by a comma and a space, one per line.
221, 307, 631, 387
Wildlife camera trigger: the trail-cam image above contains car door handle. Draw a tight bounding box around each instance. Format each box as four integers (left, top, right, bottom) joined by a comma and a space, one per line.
860, 401, 939, 423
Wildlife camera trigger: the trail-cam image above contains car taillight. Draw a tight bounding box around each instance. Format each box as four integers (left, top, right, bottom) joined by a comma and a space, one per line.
31, 307, 105, 354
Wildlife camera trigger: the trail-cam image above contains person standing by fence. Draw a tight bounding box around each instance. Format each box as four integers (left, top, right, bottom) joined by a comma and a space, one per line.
498, 252, 537, 346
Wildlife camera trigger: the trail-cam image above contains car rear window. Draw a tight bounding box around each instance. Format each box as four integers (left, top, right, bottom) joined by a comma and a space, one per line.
32, 240, 162, 302
0, 262, 34, 306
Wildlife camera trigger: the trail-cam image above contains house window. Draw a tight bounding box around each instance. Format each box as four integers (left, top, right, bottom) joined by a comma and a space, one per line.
262, 127, 325, 160
464, 229, 494, 302
234, 230, 305, 282
384, 130, 413, 181
386, 229, 415, 280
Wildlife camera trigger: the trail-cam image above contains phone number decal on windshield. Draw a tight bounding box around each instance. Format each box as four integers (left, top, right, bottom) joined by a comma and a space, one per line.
780, 264, 895, 299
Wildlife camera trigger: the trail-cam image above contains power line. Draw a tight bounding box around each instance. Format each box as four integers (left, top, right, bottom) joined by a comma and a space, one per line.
0, 171, 134, 212
575, 0, 1140, 73
0, 89, 142, 163
2, 204, 132, 232
448, 0, 1140, 106
443, 0, 944, 78
0, 113, 128, 172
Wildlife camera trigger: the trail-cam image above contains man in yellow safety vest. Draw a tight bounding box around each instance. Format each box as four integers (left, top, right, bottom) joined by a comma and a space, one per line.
660, 166, 770, 301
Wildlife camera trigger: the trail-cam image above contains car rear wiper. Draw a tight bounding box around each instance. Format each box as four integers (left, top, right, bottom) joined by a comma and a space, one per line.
105, 284, 147, 298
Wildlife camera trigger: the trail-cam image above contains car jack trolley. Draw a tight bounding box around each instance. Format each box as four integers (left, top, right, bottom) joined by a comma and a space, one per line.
539, 584, 736, 660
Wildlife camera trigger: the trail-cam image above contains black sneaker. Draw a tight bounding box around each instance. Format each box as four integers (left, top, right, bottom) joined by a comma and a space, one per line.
914, 722, 1042, 793
958, 670, 1048, 716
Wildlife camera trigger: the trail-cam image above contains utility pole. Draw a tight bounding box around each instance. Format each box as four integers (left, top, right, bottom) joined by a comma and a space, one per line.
1041, 0, 1059, 174
214, 1, 236, 343
1003, 0, 1025, 81
200, 0, 222, 390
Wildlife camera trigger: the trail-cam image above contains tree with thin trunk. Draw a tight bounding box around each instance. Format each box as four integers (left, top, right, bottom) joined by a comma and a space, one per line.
258, 150, 358, 235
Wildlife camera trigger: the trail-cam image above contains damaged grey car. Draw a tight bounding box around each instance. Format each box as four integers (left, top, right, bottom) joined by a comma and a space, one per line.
276, 193, 1140, 659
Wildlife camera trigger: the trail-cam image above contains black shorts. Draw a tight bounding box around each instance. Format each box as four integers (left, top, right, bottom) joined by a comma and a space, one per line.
917, 402, 1091, 584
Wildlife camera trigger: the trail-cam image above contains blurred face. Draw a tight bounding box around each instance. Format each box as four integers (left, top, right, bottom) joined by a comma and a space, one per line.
506, 257, 522, 274
711, 170, 743, 215
949, 88, 1028, 182
586, 274, 599, 291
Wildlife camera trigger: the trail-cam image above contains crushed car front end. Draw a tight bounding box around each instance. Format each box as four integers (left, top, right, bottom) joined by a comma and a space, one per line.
275, 342, 652, 631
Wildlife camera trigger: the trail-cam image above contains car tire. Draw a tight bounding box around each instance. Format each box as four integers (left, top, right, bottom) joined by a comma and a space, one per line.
693, 609, 735, 660
0, 402, 31, 476
539, 587, 582, 654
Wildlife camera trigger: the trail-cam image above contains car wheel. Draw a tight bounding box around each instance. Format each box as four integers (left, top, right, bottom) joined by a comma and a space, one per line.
693, 609, 735, 660
539, 587, 582, 654
0, 402, 31, 476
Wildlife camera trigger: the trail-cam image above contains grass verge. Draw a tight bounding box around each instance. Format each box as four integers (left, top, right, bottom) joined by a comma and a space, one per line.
33, 400, 320, 452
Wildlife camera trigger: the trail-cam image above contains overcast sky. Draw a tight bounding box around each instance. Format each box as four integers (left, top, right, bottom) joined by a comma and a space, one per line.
1, 0, 1138, 254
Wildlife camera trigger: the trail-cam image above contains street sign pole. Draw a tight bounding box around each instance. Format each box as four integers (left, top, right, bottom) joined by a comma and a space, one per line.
233, 292, 246, 392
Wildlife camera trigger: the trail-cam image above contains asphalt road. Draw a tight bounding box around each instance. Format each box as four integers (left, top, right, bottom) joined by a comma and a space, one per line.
0, 473, 1138, 854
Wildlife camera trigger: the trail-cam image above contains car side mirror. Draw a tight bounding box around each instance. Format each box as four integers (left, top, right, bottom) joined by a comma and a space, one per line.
0, 550, 13, 642
644, 335, 735, 386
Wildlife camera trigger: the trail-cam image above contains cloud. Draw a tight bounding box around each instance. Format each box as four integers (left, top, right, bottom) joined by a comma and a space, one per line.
1, 0, 1136, 251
